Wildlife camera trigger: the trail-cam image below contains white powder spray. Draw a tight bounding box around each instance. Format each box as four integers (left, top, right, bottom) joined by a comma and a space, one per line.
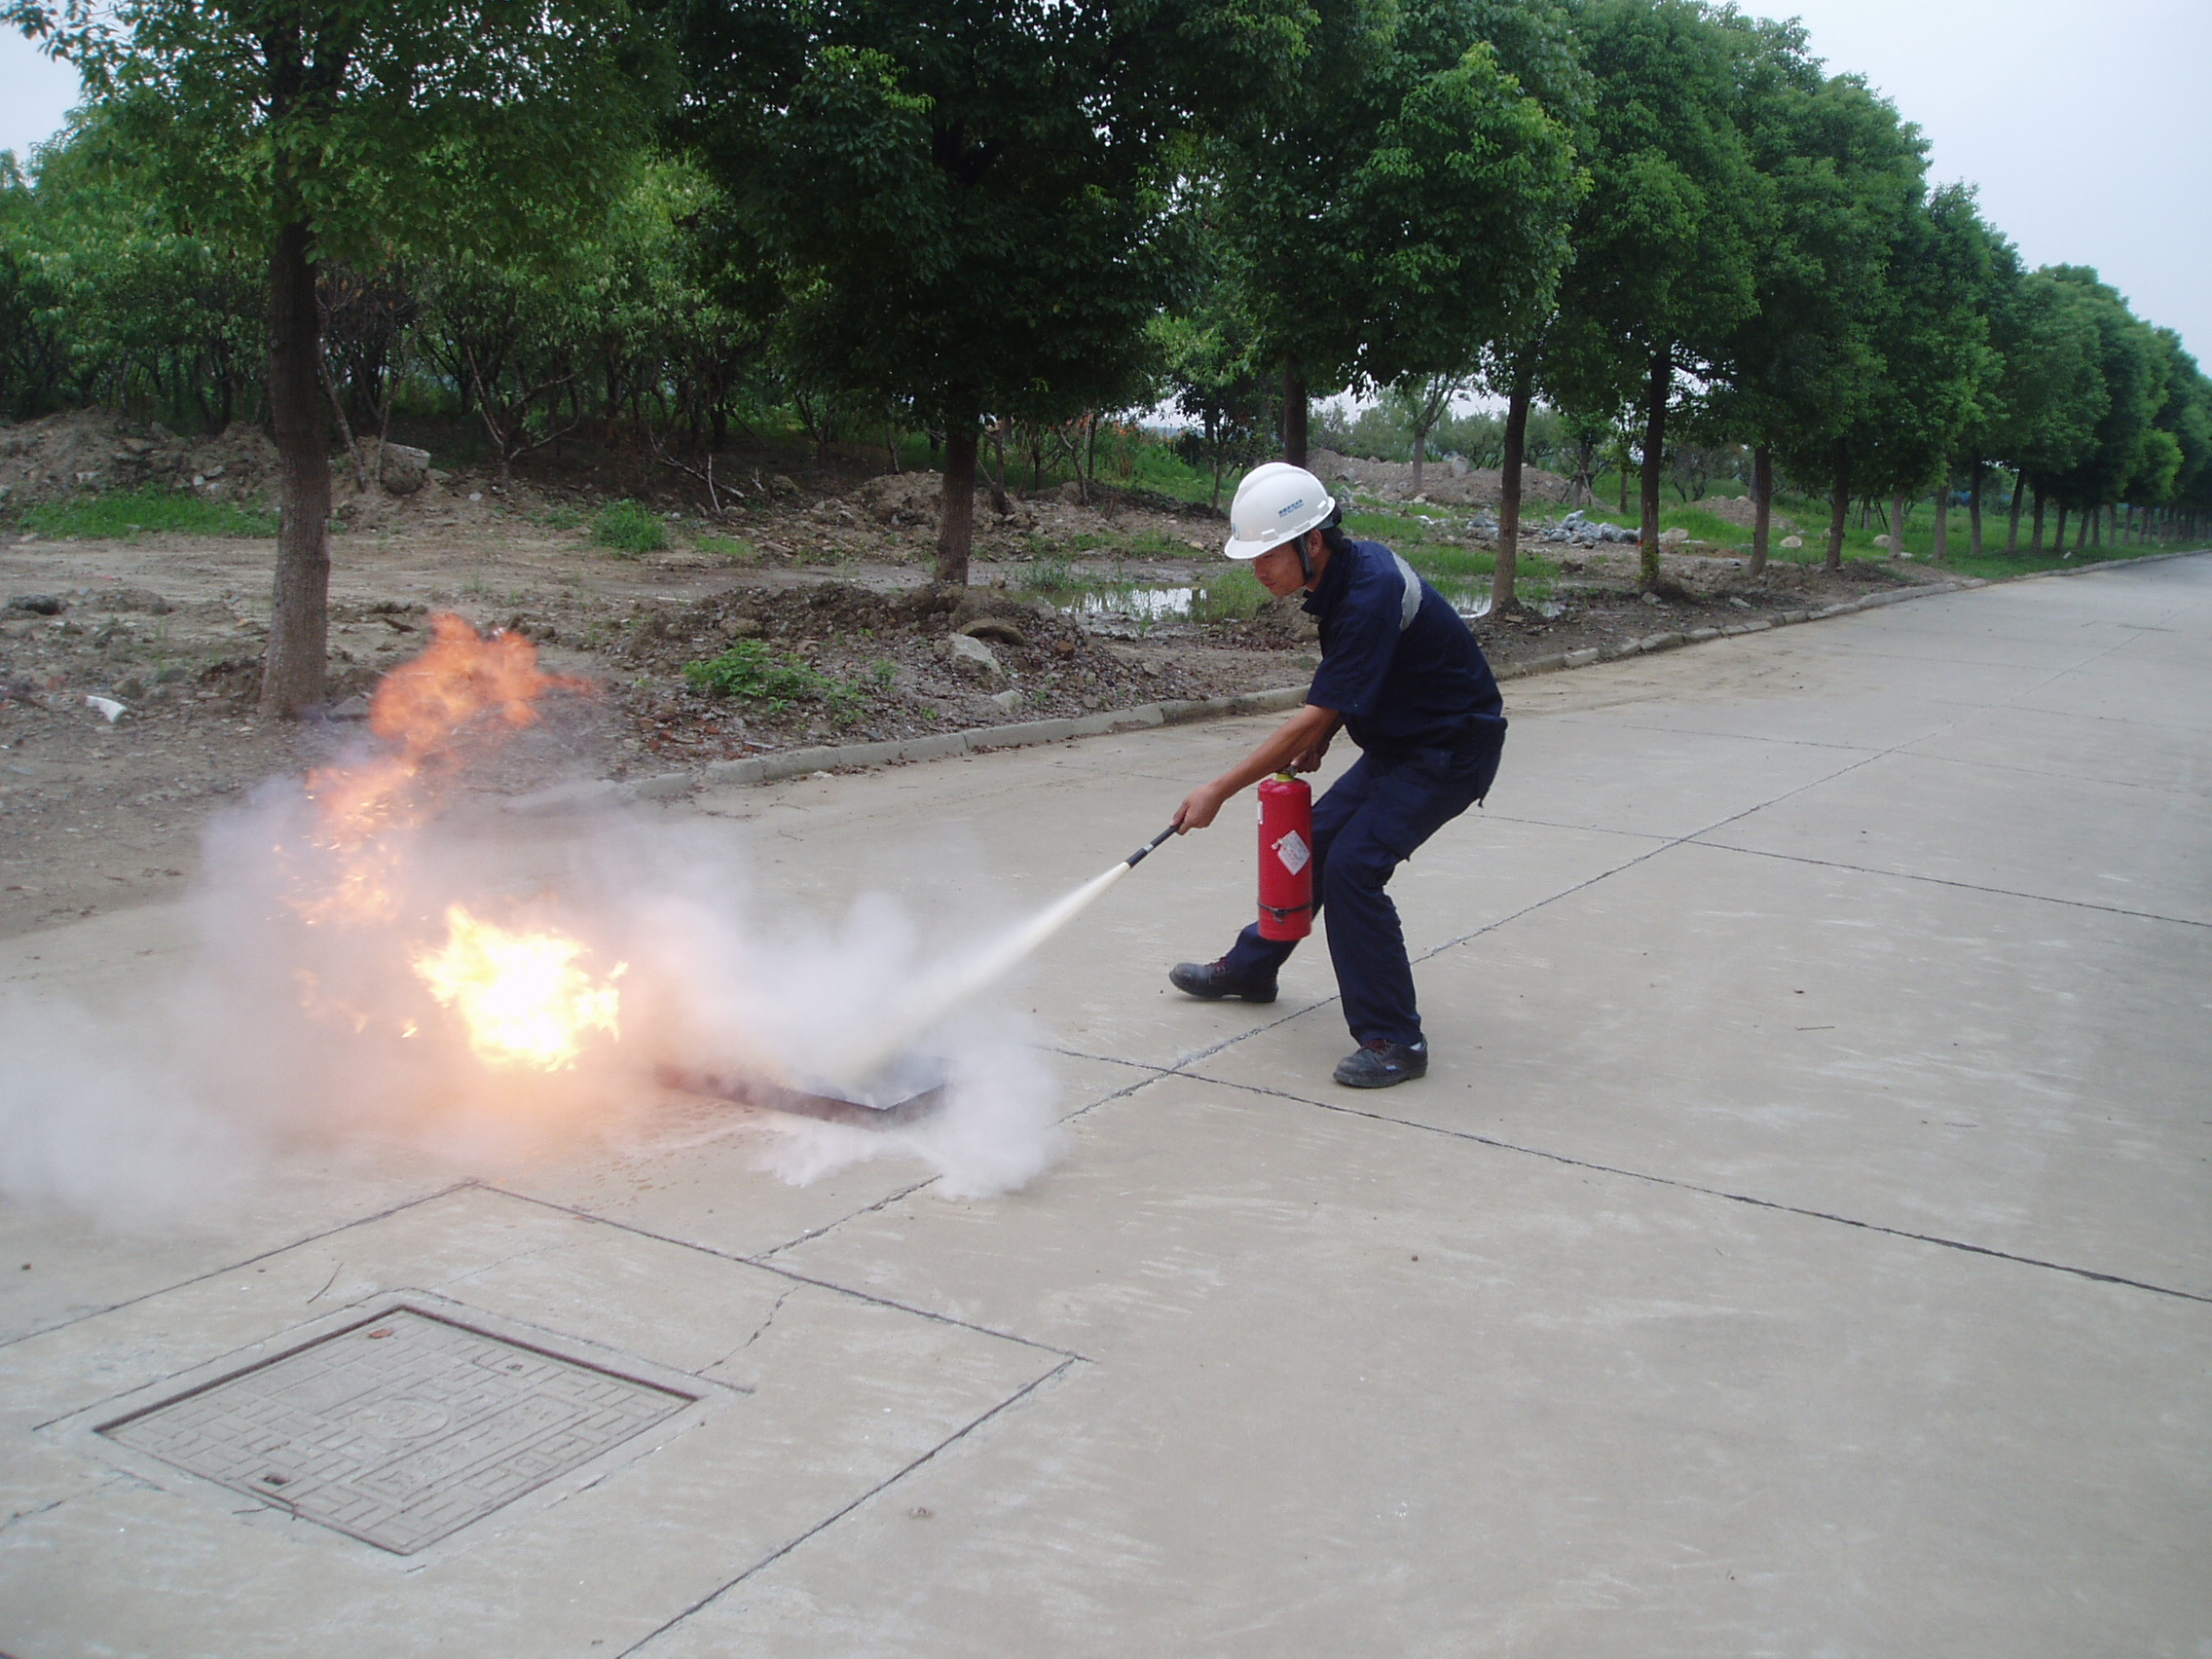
0, 775, 1074, 1227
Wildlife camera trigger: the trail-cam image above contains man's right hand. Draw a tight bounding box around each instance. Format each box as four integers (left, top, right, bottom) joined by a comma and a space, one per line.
1173, 783, 1228, 831
1289, 713, 1342, 774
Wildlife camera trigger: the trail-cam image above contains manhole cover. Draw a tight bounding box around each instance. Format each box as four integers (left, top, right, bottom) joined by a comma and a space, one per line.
99, 1307, 695, 1554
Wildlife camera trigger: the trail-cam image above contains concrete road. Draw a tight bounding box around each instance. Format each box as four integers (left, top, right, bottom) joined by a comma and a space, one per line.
3, 556, 2207, 1656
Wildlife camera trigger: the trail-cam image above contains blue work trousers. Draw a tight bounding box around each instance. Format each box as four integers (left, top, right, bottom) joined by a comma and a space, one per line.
1222, 745, 1496, 1047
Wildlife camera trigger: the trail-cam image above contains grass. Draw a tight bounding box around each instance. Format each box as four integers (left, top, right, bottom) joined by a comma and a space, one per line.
593, 498, 669, 556
535, 504, 587, 531
18, 484, 277, 540
684, 639, 867, 722
692, 533, 758, 563
1190, 565, 1271, 622
1021, 552, 1078, 592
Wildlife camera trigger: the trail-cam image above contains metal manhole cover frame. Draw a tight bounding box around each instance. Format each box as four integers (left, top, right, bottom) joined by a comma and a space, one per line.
44, 1291, 725, 1564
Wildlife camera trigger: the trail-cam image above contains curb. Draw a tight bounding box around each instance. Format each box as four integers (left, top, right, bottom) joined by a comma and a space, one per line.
502, 686, 1309, 814
503, 550, 2205, 811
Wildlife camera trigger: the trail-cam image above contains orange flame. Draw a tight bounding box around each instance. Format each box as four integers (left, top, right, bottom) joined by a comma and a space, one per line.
412, 904, 624, 1070
298, 615, 591, 924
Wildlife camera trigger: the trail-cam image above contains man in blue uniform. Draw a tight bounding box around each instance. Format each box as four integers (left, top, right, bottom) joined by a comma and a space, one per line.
1168, 462, 1506, 1088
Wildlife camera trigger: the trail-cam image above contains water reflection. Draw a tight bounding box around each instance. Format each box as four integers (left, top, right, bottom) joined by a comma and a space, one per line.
1061, 580, 1497, 624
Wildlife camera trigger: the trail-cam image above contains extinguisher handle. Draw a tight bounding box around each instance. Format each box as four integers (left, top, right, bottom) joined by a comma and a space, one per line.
1122, 825, 1180, 868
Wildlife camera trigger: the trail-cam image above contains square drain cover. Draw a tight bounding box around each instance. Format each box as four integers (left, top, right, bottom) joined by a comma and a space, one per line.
99, 1306, 695, 1554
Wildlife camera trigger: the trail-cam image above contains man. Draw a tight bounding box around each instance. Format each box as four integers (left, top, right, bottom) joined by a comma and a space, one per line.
1168, 461, 1506, 1088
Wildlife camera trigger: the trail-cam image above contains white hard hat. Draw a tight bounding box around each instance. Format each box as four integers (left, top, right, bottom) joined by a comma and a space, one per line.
1223, 462, 1336, 560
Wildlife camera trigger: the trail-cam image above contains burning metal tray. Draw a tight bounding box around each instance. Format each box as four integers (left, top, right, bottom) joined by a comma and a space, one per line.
653, 1062, 945, 1129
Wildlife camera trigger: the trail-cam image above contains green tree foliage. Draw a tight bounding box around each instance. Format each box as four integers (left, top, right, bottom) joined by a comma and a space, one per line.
2144, 331, 2212, 518
7, 0, 662, 715
672, 0, 1304, 583
2039, 267, 2165, 525
1545, 0, 1772, 586
1217, 0, 1585, 465
1705, 57, 1922, 570
1154, 240, 1276, 511
0, 127, 263, 424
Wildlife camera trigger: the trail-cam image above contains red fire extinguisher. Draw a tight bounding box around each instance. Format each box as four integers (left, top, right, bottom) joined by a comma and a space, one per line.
1257, 772, 1314, 940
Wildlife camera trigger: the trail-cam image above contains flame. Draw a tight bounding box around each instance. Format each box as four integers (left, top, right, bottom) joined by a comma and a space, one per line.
298, 615, 591, 925
412, 904, 623, 1070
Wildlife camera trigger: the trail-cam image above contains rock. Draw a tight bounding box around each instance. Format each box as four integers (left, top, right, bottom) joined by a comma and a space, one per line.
1872, 534, 1891, 548
768, 474, 799, 497
945, 633, 1006, 683
373, 442, 431, 496
988, 688, 1024, 715
99, 587, 171, 615
6, 594, 65, 615
959, 618, 1028, 647
1780, 535, 1804, 549
1658, 527, 1690, 546
113, 676, 148, 700
1641, 591, 1663, 607
1728, 596, 1751, 610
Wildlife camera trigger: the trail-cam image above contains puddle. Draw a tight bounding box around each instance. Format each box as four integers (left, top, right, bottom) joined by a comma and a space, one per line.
1055, 580, 1500, 625
1065, 584, 1205, 623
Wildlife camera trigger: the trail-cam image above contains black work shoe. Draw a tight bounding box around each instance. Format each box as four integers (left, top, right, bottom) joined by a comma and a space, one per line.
1333, 1038, 1428, 1088
1168, 958, 1277, 1004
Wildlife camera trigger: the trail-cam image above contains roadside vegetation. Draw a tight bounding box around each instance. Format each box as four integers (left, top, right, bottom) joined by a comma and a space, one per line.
20, 485, 277, 540
1, 0, 2203, 720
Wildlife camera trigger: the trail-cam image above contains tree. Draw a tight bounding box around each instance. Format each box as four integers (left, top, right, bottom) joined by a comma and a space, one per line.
9, 0, 659, 715
1156, 248, 1276, 510
1546, 0, 1769, 589
2140, 330, 2212, 539
675, 0, 1304, 585
1216, 0, 1583, 469
2040, 267, 2163, 545
1707, 59, 1921, 574
0, 122, 264, 424
1972, 269, 2104, 553
1842, 185, 1992, 570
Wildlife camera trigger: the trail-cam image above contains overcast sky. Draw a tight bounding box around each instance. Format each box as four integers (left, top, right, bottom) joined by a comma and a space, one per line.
4, 0, 2208, 358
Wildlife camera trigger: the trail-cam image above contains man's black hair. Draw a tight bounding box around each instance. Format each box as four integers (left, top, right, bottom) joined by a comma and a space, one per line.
1318, 504, 1357, 563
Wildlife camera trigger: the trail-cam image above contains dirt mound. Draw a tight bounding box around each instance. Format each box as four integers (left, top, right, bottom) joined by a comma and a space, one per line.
0, 409, 281, 506
1309, 448, 1573, 509
1690, 495, 1797, 535
849, 471, 945, 528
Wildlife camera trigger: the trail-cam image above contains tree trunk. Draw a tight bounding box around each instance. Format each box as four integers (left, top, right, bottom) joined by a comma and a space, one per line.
1825, 443, 1850, 573
2030, 485, 2045, 554
2051, 502, 2069, 555
1496, 371, 1531, 612
1282, 354, 1308, 468
1749, 443, 1773, 576
1640, 353, 1669, 589
937, 418, 978, 586
1889, 492, 1907, 558
2008, 470, 2025, 553
1409, 428, 1426, 497
259, 216, 331, 719
1969, 461, 1984, 557
1932, 480, 1949, 562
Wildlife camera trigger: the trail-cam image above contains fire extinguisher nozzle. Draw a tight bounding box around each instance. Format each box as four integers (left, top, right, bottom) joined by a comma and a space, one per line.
1123, 825, 1179, 868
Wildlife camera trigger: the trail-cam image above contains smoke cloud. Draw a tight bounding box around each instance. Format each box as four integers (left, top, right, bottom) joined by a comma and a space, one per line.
1, 707, 1066, 1229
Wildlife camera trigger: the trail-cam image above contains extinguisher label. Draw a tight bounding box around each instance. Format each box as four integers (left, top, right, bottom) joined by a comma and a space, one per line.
1273, 830, 1311, 874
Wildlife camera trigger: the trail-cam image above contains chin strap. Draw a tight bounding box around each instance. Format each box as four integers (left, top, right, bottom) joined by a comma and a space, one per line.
1296, 533, 1314, 584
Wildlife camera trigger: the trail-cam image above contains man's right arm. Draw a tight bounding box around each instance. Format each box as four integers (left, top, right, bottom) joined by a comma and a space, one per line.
1173, 703, 1342, 831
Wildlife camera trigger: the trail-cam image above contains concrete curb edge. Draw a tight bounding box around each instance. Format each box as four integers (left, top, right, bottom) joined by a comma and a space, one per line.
505, 548, 2207, 811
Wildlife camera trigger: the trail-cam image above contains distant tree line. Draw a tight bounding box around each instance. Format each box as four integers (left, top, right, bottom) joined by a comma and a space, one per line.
4, 0, 2207, 713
